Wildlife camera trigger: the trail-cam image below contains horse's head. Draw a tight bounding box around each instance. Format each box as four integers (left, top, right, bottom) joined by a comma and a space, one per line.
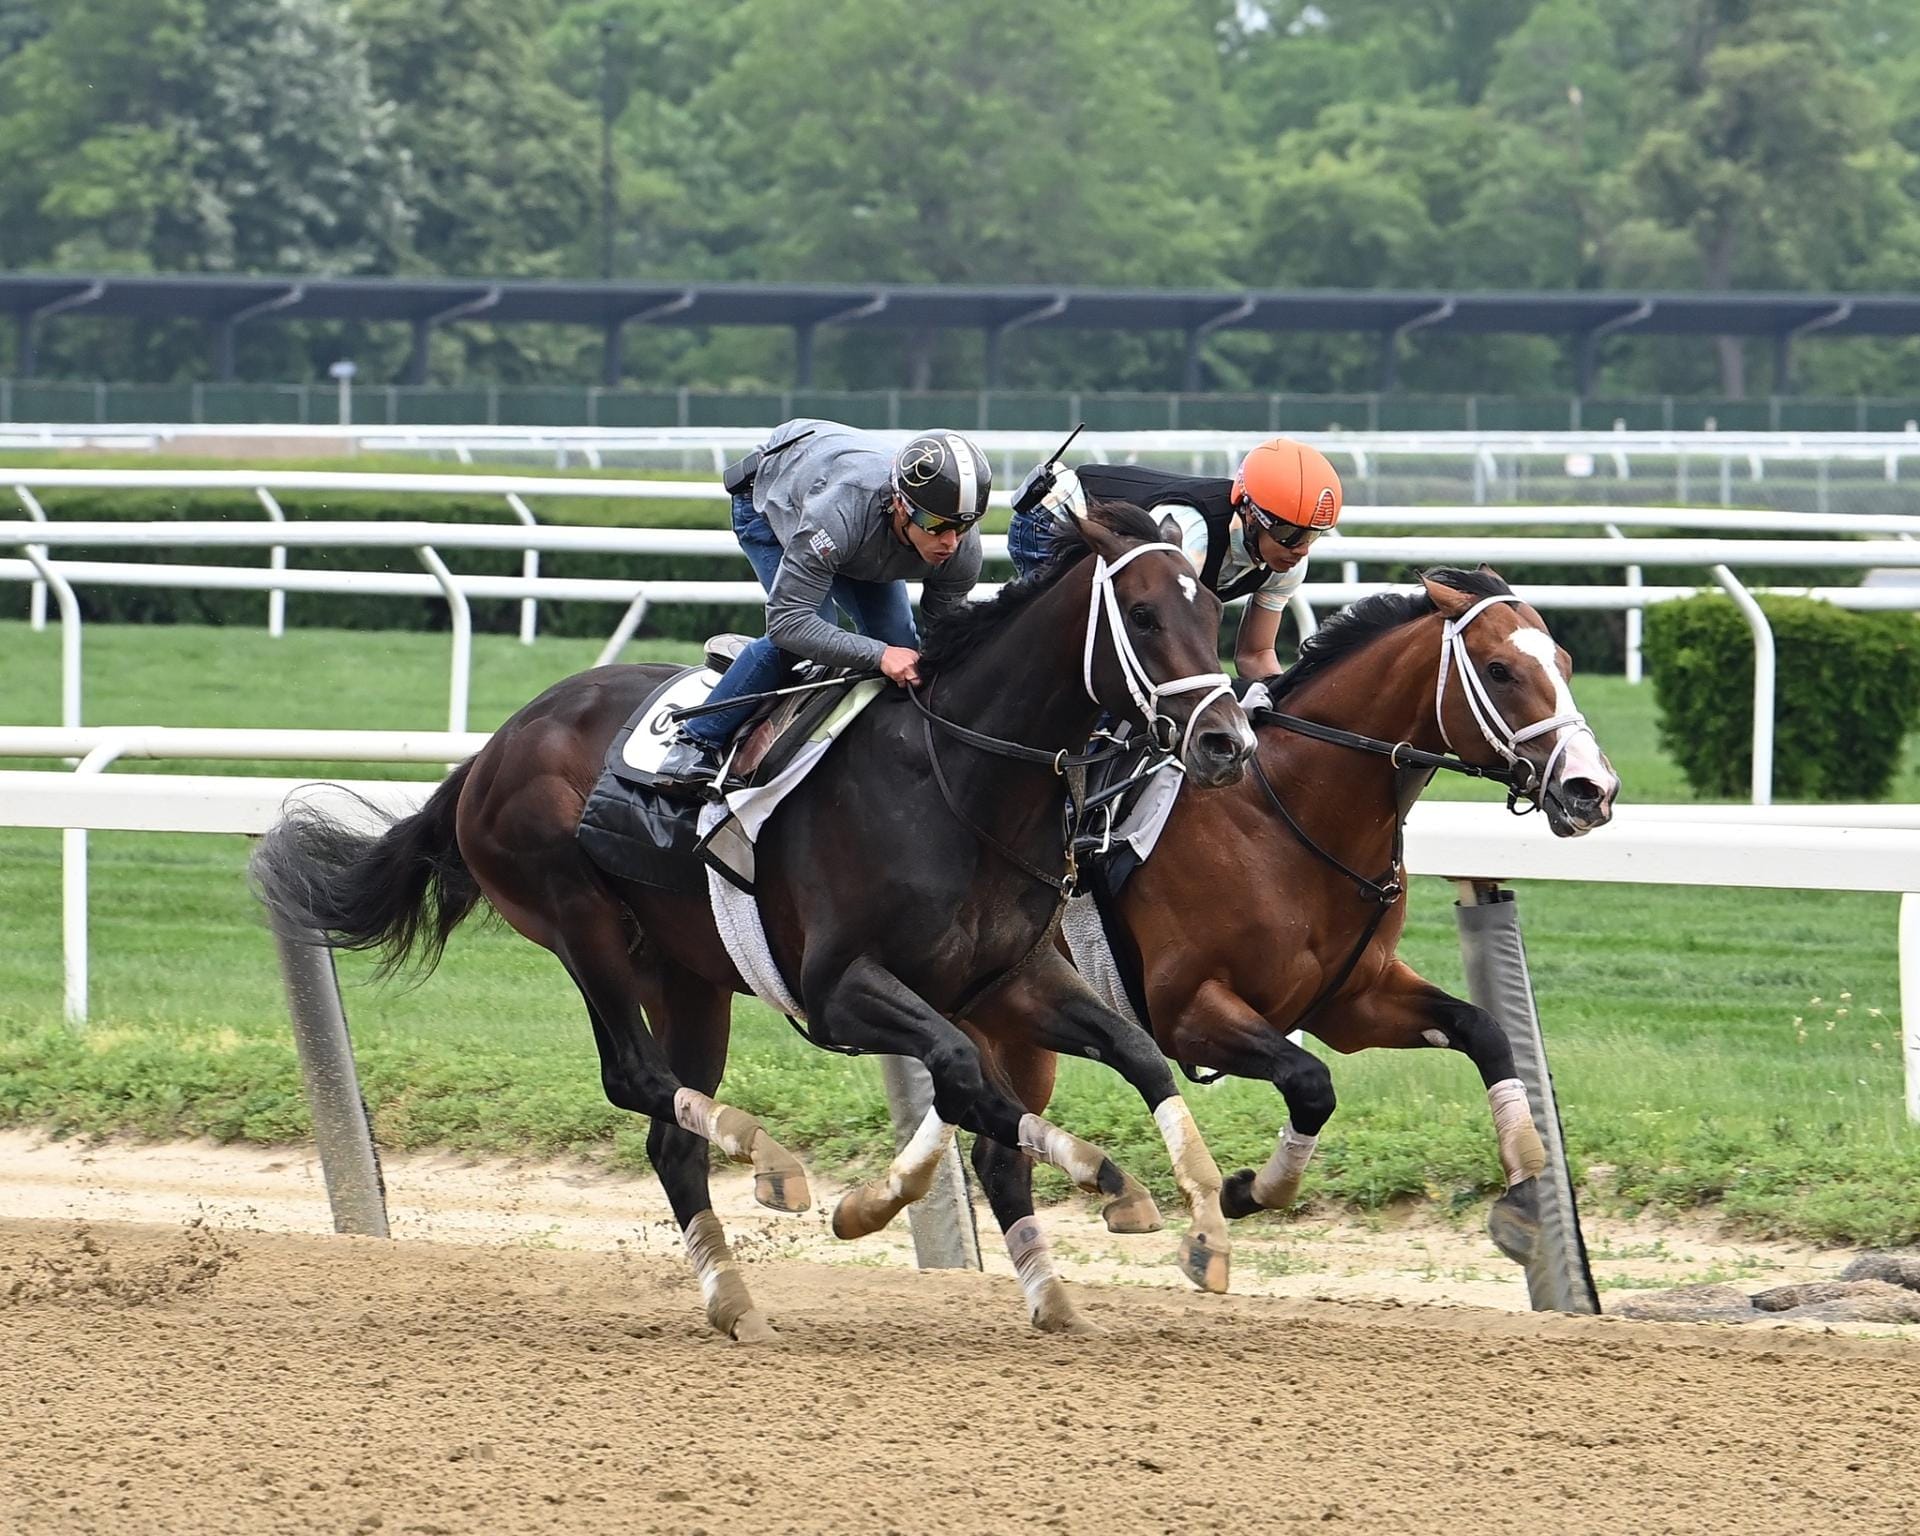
1070, 500, 1253, 788
1421, 568, 1619, 836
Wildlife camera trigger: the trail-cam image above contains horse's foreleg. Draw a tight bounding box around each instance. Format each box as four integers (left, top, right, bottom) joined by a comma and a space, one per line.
1163, 979, 1336, 1221
810, 957, 1133, 1206
972, 956, 1229, 1295
1318, 961, 1547, 1264
830, 1104, 957, 1240
961, 1038, 1097, 1335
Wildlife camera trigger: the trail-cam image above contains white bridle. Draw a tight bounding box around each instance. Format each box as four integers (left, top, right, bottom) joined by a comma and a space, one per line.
1083, 541, 1236, 759
1435, 595, 1596, 799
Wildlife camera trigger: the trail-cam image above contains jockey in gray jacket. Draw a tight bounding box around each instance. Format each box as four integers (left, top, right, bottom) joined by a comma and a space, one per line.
657, 419, 991, 786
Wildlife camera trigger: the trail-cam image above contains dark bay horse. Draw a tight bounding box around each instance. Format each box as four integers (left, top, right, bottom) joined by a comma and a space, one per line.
251, 500, 1254, 1341
843, 567, 1619, 1332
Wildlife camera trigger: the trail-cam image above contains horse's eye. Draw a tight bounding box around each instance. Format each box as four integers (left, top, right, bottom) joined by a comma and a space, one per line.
1485, 661, 1513, 684
1129, 604, 1159, 632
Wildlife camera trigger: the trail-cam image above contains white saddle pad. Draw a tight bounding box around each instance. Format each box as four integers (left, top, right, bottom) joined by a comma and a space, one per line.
618, 667, 721, 777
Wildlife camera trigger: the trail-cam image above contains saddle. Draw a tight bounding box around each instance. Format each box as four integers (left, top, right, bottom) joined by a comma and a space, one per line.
576, 637, 875, 895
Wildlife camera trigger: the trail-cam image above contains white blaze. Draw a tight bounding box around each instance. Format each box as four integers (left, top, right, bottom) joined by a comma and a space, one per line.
1508, 627, 1614, 789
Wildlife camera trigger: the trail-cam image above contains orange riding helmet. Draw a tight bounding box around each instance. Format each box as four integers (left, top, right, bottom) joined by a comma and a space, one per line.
1230, 438, 1344, 551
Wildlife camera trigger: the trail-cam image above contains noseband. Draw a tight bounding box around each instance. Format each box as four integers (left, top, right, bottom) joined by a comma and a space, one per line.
1084, 541, 1234, 758
1436, 594, 1598, 813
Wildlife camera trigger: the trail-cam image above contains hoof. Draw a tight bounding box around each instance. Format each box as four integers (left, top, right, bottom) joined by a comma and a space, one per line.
830, 1188, 895, 1241
1102, 1184, 1165, 1235
1488, 1178, 1541, 1267
754, 1163, 812, 1214
1178, 1230, 1231, 1294
1220, 1169, 1262, 1220
1034, 1308, 1101, 1338
727, 1308, 780, 1345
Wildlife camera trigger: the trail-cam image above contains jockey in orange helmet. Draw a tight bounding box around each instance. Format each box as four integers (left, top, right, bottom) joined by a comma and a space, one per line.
1009, 436, 1343, 680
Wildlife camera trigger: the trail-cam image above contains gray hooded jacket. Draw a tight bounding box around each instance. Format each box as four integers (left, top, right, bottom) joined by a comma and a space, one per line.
749, 419, 984, 669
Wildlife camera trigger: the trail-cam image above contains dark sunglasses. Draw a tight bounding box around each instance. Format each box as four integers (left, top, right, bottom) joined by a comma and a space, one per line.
901, 499, 979, 537
1240, 498, 1328, 553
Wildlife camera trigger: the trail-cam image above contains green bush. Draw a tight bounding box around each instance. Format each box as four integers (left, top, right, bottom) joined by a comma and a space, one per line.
1643, 593, 1920, 799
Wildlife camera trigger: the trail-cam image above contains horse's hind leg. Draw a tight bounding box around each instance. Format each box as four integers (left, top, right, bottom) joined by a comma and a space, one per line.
1313, 960, 1547, 1264
971, 954, 1231, 1295
631, 958, 777, 1344
559, 899, 810, 1216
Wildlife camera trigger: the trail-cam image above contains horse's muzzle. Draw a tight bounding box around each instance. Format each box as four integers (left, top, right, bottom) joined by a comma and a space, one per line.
1543, 774, 1615, 837
1183, 723, 1253, 789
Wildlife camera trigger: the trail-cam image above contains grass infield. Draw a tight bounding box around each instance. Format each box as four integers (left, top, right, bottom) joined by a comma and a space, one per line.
1, 616, 1916, 1246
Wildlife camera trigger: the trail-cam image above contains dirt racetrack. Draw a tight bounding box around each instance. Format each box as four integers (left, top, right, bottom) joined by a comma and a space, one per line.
5, 1201, 1918, 1536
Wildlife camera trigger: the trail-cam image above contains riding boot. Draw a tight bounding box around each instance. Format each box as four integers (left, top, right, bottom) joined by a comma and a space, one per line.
655, 730, 724, 792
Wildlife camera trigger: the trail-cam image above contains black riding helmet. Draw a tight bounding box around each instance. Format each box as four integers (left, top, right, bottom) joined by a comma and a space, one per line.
890, 432, 992, 533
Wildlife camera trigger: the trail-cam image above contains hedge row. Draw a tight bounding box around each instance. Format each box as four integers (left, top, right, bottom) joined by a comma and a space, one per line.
1643, 594, 1920, 800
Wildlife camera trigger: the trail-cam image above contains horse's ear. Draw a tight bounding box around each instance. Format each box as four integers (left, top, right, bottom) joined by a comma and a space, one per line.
1156, 514, 1181, 548
1420, 572, 1474, 618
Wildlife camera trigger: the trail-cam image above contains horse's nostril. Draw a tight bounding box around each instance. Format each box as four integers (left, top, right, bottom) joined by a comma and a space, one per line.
1561, 777, 1607, 813
1196, 730, 1242, 762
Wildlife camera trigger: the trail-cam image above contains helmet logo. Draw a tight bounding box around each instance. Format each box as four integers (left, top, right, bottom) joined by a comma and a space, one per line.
1311, 487, 1338, 527
897, 440, 947, 487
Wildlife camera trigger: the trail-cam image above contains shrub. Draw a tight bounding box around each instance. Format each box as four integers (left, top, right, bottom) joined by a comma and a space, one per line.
1642, 593, 1920, 799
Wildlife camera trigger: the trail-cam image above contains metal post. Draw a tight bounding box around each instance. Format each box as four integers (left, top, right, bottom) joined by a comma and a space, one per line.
504, 493, 540, 644
417, 547, 471, 734
1605, 524, 1642, 684
1712, 565, 1773, 806
20, 540, 79, 726
60, 743, 127, 1025
17, 483, 49, 630
266, 917, 390, 1237
1454, 881, 1598, 1313
255, 488, 288, 638
595, 592, 651, 666
878, 1056, 981, 1270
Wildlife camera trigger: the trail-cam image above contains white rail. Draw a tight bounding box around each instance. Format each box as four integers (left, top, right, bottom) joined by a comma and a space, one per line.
2, 763, 1914, 1121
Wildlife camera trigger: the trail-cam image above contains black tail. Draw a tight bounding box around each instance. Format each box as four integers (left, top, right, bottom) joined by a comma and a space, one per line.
249, 760, 483, 982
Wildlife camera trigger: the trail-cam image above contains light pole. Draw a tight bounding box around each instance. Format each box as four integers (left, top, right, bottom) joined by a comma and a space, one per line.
328, 359, 356, 427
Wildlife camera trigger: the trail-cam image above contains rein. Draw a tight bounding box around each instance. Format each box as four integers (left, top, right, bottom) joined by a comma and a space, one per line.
1179, 596, 1585, 1083
910, 536, 1232, 899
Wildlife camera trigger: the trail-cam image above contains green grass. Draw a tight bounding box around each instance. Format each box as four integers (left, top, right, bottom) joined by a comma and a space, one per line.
1, 619, 1917, 1245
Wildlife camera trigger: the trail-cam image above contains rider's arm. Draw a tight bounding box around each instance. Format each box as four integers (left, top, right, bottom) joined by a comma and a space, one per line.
764, 526, 890, 671
1237, 559, 1309, 679
1161, 503, 1210, 572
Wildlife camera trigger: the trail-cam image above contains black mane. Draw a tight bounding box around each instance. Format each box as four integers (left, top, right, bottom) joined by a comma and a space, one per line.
919, 500, 1167, 675
1264, 565, 1512, 703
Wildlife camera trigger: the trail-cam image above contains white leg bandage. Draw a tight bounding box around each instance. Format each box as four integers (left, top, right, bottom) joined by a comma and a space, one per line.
1005, 1215, 1060, 1320
1018, 1113, 1105, 1190
1487, 1077, 1544, 1187
887, 1108, 955, 1202
681, 1209, 757, 1336
1250, 1125, 1318, 1208
673, 1087, 752, 1161
1151, 1095, 1222, 1194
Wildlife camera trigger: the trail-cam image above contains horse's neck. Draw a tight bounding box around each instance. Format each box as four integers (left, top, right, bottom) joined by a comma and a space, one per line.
1257, 618, 1445, 856
933, 565, 1101, 750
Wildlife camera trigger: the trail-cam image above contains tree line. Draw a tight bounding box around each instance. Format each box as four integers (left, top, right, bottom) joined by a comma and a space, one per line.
2, 0, 1916, 397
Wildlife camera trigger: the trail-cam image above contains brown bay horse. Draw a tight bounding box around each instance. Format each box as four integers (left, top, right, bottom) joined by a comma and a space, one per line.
845, 567, 1619, 1332
251, 501, 1255, 1341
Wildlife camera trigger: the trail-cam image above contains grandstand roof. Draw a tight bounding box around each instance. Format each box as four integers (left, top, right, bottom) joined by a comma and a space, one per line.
6, 273, 1913, 388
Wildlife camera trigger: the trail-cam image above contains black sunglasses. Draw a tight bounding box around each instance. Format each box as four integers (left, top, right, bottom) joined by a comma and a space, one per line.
901, 498, 979, 537
1241, 498, 1327, 553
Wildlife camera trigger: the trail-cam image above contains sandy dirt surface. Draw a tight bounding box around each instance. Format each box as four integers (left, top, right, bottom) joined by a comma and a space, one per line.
3, 1133, 1918, 1534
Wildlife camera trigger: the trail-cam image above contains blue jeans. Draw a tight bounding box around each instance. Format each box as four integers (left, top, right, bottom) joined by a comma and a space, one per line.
1007, 501, 1055, 580
685, 493, 919, 745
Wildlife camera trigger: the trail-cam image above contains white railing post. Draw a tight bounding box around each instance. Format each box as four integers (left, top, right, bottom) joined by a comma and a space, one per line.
255, 488, 288, 637
416, 547, 471, 734
63, 741, 127, 1024
1605, 524, 1643, 684
1712, 565, 1774, 806
19, 543, 81, 727
505, 492, 540, 644
596, 592, 652, 666
16, 483, 52, 630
